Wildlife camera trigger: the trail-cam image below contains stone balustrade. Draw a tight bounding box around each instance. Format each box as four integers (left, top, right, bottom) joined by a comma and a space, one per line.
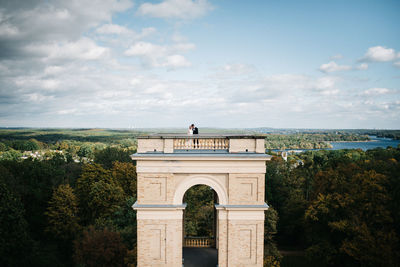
137, 134, 266, 153
184, 237, 215, 248
173, 138, 229, 150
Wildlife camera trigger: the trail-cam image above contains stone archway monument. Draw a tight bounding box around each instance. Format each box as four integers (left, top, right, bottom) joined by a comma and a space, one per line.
132, 134, 271, 267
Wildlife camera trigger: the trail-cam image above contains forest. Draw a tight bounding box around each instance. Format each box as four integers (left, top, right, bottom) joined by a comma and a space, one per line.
0, 128, 399, 266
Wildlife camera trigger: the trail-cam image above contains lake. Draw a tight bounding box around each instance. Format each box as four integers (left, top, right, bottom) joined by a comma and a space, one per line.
273, 136, 400, 153
329, 135, 400, 151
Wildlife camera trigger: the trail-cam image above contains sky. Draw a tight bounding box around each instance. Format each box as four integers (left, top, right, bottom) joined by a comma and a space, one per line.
0, 0, 399, 129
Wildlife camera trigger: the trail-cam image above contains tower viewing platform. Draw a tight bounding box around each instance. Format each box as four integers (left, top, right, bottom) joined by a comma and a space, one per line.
136, 133, 267, 154
132, 134, 271, 267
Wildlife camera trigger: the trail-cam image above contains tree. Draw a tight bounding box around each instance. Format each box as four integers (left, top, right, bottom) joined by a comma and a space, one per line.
94, 147, 132, 169
264, 207, 281, 267
74, 226, 127, 267
305, 167, 399, 266
0, 142, 7, 151
77, 143, 94, 159
0, 179, 32, 266
183, 185, 215, 237
88, 180, 125, 220
0, 148, 22, 161
76, 163, 126, 224
76, 164, 112, 216
45, 184, 80, 240
112, 162, 137, 197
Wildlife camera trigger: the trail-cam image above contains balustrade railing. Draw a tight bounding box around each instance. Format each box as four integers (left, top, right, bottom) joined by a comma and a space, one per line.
174, 138, 229, 150
183, 237, 215, 248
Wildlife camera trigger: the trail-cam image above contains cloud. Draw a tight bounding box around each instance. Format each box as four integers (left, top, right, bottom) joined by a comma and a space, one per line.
124, 41, 194, 68
356, 63, 368, 70
394, 61, 400, 68
95, 23, 156, 40
24, 37, 110, 61
361, 46, 397, 62
362, 88, 391, 96
223, 63, 255, 75
0, 1, 399, 129
96, 23, 131, 35
224, 74, 339, 105
164, 54, 191, 68
137, 0, 213, 19
330, 54, 343, 60
319, 61, 351, 73
0, 0, 133, 61
0, 22, 20, 37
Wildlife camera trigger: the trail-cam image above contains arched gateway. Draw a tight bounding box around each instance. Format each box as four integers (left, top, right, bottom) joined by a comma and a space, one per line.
132, 134, 271, 267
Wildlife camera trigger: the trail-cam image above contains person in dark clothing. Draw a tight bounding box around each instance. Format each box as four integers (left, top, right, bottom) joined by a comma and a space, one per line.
191, 124, 199, 148
192, 124, 199, 134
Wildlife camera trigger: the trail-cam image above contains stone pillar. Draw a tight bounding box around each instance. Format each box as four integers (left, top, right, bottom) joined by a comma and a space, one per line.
134, 204, 186, 267
216, 207, 228, 267
216, 205, 268, 267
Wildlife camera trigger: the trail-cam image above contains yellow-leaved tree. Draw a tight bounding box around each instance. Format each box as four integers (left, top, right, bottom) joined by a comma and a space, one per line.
45, 184, 80, 240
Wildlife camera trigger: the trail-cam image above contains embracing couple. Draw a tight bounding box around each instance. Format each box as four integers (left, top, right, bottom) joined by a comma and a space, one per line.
188, 124, 199, 135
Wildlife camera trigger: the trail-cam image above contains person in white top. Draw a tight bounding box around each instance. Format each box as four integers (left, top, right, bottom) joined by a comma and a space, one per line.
186, 125, 193, 148
187, 125, 193, 135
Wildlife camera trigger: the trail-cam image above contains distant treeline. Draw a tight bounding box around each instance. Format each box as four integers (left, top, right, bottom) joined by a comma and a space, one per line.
0, 129, 140, 162
0, 128, 143, 144
265, 133, 370, 150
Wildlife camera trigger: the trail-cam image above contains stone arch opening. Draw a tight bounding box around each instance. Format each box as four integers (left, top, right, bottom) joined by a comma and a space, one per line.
173, 175, 228, 205
181, 183, 220, 267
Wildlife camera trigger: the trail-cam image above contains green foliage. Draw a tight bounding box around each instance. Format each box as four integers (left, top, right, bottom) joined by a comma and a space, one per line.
74, 226, 127, 267
267, 148, 400, 266
9, 138, 42, 151
264, 133, 370, 150
94, 147, 133, 169
88, 180, 125, 220
92, 197, 137, 251
305, 168, 398, 266
45, 184, 80, 240
76, 163, 127, 224
0, 148, 22, 161
0, 142, 7, 151
77, 143, 94, 159
112, 162, 137, 197
264, 207, 282, 266
0, 179, 32, 266
183, 185, 215, 237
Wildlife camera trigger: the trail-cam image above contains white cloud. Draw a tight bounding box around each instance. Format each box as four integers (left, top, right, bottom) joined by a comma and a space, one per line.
124, 41, 194, 68
25, 37, 110, 61
330, 54, 343, 60
362, 46, 397, 62
315, 76, 337, 90
96, 23, 131, 35
44, 66, 65, 75
125, 42, 163, 56
25, 93, 54, 103
42, 79, 60, 90
319, 61, 351, 73
95, 23, 157, 40
394, 61, 400, 68
362, 88, 390, 96
223, 63, 255, 75
164, 54, 191, 68
137, 0, 213, 19
356, 63, 368, 70
0, 22, 20, 37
